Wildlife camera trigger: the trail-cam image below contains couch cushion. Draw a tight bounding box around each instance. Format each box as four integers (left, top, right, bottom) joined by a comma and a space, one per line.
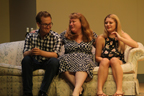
56, 73, 137, 95
0, 63, 45, 76
93, 63, 135, 75
91, 73, 136, 81
0, 40, 24, 66
0, 76, 56, 96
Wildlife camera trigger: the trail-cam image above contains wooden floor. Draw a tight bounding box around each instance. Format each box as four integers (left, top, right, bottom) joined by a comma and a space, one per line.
139, 83, 144, 96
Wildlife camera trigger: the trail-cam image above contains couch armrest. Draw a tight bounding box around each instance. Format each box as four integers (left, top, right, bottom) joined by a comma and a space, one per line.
94, 42, 144, 75
125, 42, 144, 62
124, 42, 144, 74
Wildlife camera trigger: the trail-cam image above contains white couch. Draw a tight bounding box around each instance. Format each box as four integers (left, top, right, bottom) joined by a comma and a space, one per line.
0, 40, 144, 96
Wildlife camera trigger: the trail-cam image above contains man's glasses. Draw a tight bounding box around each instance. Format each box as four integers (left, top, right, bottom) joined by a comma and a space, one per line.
41, 22, 53, 27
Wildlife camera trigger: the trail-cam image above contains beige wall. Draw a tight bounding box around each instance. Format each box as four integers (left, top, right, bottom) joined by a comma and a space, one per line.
36, 0, 144, 74
0, 0, 10, 43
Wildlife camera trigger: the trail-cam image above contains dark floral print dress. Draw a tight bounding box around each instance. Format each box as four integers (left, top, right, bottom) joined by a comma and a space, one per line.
101, 37, 126, 63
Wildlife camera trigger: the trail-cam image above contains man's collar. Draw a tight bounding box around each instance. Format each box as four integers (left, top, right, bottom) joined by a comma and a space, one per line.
38, 29, 52, 39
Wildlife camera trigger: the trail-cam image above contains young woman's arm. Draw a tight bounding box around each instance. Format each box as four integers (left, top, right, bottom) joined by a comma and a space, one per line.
112, 31, 138, 48
95, 35, 105, 63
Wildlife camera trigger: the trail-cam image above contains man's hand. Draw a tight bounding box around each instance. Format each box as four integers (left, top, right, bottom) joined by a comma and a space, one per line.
30, 30, 36, 33
31, 47, 42, 56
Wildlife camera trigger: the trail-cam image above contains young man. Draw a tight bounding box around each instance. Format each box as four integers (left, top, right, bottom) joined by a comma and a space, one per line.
22, 11, 61, 96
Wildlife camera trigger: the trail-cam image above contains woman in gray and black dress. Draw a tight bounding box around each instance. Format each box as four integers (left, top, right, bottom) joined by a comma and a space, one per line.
59, 13, 97, 96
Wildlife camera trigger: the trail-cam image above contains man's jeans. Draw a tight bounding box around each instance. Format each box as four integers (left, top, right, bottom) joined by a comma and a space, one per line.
21, 55, 59, 94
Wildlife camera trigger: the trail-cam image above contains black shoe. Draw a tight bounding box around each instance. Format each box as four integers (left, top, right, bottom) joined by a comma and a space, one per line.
79, 89, 84, 96
23, 93, 33, 96
38, 90, 48, 96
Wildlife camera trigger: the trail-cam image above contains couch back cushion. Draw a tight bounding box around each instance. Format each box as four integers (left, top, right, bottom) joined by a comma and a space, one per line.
0, 40, 24, 66
0, 41, 97, 67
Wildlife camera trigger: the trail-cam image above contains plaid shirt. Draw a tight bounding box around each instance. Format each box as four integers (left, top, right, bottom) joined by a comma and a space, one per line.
23, 30, 61, 62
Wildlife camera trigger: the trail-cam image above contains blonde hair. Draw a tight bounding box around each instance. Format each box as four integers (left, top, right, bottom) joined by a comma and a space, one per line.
103, 14, 125, 52
65, 12, 94, 42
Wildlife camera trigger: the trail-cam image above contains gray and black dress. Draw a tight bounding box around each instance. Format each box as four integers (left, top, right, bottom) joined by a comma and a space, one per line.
58, 31, 97, 78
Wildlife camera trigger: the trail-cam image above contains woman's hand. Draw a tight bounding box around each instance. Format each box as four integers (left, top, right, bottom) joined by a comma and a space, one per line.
111, 31, 121, 40
112, 31, 138, 48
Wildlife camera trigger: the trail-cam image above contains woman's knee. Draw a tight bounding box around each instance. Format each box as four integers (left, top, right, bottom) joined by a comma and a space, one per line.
100, 58, 110, 67
64, 71, 75, 75
63, 71, 69, 75
110, 57, 120, 65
